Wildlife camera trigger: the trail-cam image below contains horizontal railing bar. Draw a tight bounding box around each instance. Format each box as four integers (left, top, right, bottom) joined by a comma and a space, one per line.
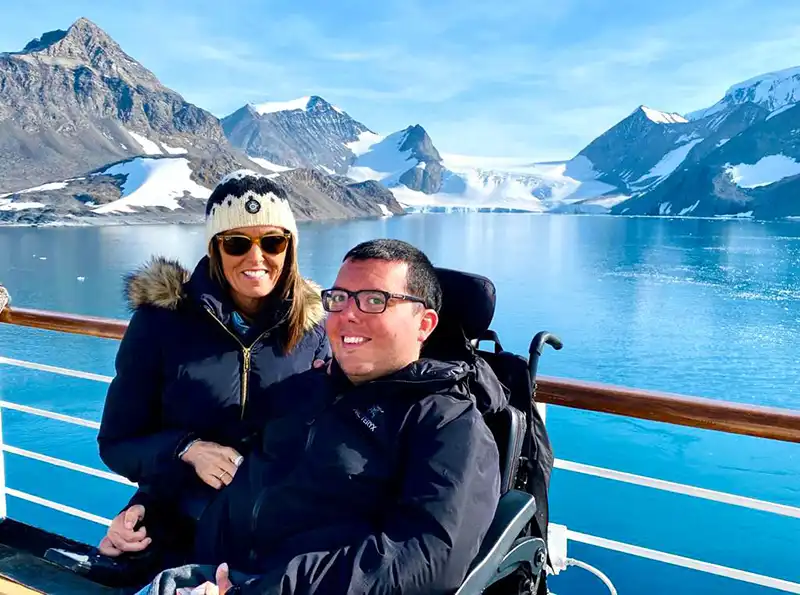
568, 530, 800, 593
0, 356, 112, 383
0, 306, 127, 340
536, 375, 800, 443
0, 401, 101, 430
2, 445, 135, 486
555, 459, 800, 519
5, 488, 112, 527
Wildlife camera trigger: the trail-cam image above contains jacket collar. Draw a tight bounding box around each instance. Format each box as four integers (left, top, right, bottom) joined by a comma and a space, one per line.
329, 357, 471, 396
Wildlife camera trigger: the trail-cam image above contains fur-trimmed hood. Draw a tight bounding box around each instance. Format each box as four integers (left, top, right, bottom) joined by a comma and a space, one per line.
124, 256, 325, 332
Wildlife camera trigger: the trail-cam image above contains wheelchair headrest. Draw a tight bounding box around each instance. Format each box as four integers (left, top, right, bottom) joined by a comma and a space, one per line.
433, 267, 496, 342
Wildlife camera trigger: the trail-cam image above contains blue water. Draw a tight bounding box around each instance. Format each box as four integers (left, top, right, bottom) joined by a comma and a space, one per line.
1, 214, 799, 594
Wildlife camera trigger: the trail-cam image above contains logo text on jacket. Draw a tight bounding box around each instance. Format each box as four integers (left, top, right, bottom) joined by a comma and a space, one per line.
353, 406, 383, 432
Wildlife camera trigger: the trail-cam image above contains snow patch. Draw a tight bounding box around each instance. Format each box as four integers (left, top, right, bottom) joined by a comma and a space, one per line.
127, 130, 162, 155
717, 138, 730, 147
347, 130, 414, 184
249, 157, 293, 172
0, 181, 69, 198
377, 204, 393, 216
675, 132, 702, 143
428, 154, 618, 211
0, 199, 44, 211
641, 106, 688, 124
252, 97, 312, 115
715, 211, 754, 219
766, 103, 796, 121
392, 185, 545, 213
725, 154, 800, 188
679, 200, 701, 215
632, 139, 704, 188
93, 157, 211, 214
162, 143, 188, 155
346, 131, 384, 156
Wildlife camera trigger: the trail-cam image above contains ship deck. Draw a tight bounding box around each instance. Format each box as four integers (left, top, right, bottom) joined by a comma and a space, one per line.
0, 519, 118, 594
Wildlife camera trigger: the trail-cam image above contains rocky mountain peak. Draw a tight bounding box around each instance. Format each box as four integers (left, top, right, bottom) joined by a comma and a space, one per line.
13, 17, 159, 87
399, 125, 441, 162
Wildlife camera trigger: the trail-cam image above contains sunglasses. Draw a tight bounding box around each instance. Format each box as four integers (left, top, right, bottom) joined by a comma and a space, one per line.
321, 288, 428, 314
217, 232, 291, 257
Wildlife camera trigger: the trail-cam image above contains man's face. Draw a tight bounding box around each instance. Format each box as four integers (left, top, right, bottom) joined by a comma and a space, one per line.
326, 258, 438, 384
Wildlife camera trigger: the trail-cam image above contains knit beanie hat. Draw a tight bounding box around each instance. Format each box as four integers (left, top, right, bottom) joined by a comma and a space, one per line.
205, 169, 298, 250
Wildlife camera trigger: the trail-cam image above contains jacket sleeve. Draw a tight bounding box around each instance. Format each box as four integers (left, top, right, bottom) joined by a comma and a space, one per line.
237, 400, 501, 595
97, 307, 194, 494
312, 323, 331, 362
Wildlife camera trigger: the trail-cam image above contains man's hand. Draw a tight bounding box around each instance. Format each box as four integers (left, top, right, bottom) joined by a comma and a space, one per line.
190, 563, 235, 595
181, 441, 243, 489
98, 504, 150, 556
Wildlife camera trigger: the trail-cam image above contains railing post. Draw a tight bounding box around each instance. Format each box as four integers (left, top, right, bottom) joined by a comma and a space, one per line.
0, 401, 7, 521
0, 285, 9, 317
0, 286, 10, 520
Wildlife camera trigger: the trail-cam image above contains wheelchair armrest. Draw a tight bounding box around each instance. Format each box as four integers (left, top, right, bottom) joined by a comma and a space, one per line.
455, 489, 537, 595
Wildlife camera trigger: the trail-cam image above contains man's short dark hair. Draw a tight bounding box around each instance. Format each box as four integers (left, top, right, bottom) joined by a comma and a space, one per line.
344, 239, 442, 312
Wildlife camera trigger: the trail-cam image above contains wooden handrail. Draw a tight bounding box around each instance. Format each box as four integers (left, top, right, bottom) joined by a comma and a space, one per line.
536, 376, 800, 444
2, 305, 800, 443
0, 306, 127, 340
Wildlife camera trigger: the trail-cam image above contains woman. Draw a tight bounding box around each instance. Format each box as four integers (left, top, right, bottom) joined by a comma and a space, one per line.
95, 170, 330, 572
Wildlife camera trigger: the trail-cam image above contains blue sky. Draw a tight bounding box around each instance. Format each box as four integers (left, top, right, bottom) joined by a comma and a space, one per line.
2, 0, 800, 160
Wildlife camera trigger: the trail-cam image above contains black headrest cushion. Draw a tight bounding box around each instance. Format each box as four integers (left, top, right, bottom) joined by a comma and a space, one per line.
435, 267, 496, 341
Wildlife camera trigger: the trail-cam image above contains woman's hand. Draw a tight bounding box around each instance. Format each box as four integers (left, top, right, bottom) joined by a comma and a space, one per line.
313, 358, 332, 374
180, 440, 243, 489
98, 504, 151, 556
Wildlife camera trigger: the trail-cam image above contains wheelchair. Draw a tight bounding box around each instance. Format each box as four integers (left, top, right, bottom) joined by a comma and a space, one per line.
424, 267, 562, 595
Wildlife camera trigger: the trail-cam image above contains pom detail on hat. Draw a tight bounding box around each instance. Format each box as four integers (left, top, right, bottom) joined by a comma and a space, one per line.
205, 170, 297, 249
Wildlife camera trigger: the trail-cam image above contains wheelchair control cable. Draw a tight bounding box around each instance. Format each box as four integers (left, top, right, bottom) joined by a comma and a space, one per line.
564, 558, 617, 594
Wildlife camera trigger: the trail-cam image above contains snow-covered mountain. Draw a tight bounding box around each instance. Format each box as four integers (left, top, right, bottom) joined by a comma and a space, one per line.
221, 96, 372, 174
607, 65, 800, 218
346, 125, 445, 193
612, 101, 800, 218
686, 66, 800, 121
0, 17, 259, 195
0, 155, 404, 225
0, 19, 401, 225
336, 124, 627, 212
221, 92, 632, 212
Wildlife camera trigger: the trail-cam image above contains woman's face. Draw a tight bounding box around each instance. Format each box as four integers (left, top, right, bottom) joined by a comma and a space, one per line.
217, 225, 290, 304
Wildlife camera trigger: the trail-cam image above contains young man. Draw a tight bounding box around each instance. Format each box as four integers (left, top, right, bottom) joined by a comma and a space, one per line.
141, 239, 502, 595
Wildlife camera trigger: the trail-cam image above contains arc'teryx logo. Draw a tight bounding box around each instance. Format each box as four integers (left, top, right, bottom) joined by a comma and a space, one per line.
353, 405, 384, 432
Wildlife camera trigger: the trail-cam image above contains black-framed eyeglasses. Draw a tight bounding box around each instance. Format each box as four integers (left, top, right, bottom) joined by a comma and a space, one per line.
321, 288, 428, 314
217, 232, 291, 257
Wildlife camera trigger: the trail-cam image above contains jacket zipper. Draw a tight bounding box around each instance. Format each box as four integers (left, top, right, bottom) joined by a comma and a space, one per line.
204, 306, 273, 418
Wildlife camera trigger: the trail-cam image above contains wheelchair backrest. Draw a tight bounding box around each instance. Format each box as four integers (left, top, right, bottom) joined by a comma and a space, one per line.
424, 267, 554, 546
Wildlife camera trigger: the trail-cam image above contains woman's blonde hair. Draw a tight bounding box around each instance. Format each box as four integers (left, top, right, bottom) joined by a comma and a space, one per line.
209, 234, 310, 353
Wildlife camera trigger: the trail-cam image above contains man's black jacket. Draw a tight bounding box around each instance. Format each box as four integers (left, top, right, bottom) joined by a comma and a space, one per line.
193, 358, 503, 595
